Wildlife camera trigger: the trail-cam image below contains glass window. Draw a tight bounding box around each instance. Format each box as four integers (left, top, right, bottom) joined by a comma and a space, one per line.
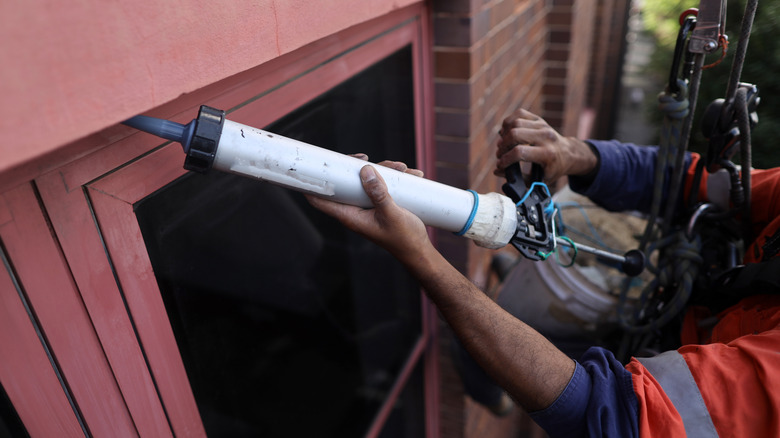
377, 363, 425, 438
0, 382, 28, 438
135, 46, 424, 437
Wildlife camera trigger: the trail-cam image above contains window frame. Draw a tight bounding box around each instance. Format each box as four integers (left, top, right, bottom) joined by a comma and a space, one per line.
36, 5, 438, 437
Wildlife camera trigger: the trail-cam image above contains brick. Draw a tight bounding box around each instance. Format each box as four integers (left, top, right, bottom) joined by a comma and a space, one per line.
435, 50, 472, 79
549, 29, 572, 44
547, 66, 567, 79
470, 42, 487, 75
436, 81, 471, 109
472, 8, 491, 42
543, 83, 566, 96
470, 72, 489, 105
491, 0, 517, 28
544, 100, 565, 112
434, 16, 472, 47
547, 46, 569, 62
436, 111, 471, 137
435, 163, 470, 189
548, 10, 572, 26
436, 138, 471, 165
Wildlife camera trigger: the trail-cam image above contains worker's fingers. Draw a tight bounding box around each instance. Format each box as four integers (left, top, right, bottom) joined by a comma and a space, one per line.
359, 165, 393, 209
305, 181, 389, 236
351, 153, 369, 161
309, 165, 429, 260
499, 111, 547, 140
377, 160, 408, 173
496, 127, 558, 157
305, 194, 363, 228
500, 108, 541, 132
494, 145, 550, 172
307, 165, 397, 218
493, 160, 534, 180
494, 145, 563, 184
376, 160, 425, 178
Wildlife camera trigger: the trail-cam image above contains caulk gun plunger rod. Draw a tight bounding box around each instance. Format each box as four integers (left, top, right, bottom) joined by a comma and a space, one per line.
555, 237, 645, 276
555, 238, 623, 262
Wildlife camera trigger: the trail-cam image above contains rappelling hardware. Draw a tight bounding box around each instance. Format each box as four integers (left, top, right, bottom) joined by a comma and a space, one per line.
616, 0, 760, 358
701, 83, 760, 173
688, 0, 726, 54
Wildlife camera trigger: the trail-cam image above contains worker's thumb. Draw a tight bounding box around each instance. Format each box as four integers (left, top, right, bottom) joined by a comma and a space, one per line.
360, 165, 392, 209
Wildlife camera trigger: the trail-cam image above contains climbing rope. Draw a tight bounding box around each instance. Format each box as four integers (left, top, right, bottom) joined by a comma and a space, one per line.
618, 231, 703, 333
639, 79, 690, 251
617, 78, 703, 335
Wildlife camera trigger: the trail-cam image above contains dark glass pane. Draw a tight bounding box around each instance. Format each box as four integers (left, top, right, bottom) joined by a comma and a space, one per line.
135, 46, 424, 437
377, 362, 425, 438
0, 382, 28, 438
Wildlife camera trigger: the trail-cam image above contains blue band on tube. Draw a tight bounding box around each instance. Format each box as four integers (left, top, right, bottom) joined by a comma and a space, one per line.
455, 190, 479, 236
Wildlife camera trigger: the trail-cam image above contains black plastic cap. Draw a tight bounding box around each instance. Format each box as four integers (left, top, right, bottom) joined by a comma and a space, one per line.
184, 106, 225, 173
622, 249, 646, 277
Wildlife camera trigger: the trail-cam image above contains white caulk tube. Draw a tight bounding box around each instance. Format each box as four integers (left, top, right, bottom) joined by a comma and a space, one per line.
123, 106, 518, 249
215, 120, 517, 248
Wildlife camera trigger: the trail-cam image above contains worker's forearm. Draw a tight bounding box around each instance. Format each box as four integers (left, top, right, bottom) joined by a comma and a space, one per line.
399, 245, 575, 412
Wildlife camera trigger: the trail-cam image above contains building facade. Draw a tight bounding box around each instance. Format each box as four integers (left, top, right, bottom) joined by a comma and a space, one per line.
0, 0, 627, 436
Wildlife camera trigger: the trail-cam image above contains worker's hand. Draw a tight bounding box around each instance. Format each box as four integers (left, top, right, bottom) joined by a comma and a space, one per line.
494, 109, 598, 183
306, 157, 432, 263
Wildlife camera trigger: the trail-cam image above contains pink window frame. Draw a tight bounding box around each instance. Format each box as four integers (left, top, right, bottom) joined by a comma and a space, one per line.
36, 4, 439, 437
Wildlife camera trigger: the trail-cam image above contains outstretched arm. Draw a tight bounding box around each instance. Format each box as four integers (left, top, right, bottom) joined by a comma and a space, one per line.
307, 162, 575, 411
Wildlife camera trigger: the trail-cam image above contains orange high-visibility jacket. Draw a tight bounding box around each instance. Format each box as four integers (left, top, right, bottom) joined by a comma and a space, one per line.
532, 141, 780, 437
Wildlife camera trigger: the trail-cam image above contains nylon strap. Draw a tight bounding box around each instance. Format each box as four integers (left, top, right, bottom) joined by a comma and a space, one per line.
638, 351, 718, 437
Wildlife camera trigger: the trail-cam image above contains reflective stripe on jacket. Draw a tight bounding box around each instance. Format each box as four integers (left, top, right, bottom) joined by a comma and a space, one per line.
628, 351, 717, 437
627, 303, 780, 438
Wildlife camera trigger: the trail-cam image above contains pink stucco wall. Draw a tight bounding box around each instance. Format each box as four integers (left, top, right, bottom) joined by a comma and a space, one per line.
0, 0, 418, 184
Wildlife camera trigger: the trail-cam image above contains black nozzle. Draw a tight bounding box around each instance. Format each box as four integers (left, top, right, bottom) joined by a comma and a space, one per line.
122, 115, 196, 150
122, 105, 226, 174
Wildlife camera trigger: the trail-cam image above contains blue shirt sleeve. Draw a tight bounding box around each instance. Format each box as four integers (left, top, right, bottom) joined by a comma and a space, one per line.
568, 140, 694, 215
530, 347, 640, 438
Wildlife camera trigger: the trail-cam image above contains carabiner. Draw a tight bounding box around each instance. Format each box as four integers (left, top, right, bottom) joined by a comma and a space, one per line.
668, 14, 697, 95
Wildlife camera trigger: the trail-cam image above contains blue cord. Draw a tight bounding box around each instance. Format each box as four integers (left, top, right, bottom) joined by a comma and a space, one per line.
455, 190, 479, 236
516, 182, 555, 216
556, 201, 607, 248
556, 201, 624, 254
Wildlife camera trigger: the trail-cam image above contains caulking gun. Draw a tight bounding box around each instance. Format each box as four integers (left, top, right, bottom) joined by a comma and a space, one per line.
123, 105, 645, 276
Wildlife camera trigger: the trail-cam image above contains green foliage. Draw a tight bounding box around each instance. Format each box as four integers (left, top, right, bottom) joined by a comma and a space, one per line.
641, 0, 780, 168
643, 0, 699, 49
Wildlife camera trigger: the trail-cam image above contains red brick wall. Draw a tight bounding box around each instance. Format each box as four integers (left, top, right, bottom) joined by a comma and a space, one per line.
543, 0, 597, 136
429, 0, 628, 436
432, 0, 548, 283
